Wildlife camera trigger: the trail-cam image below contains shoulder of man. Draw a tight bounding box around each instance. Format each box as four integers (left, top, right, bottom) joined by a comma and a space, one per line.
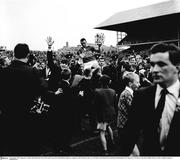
108, 88, 116, 94
133, 85, 156, 100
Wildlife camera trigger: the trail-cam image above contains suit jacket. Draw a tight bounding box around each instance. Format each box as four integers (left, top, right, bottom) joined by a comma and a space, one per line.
78, 78, 93, 102
50, 79, 74, 143
120, 85, 180, 156
0, 60, 48, 154
47, 51, 62, 92
1, 60, 47, 116
52, 79, 73, 122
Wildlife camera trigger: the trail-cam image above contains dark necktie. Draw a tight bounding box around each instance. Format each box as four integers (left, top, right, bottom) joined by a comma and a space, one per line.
155, 88, 168, 128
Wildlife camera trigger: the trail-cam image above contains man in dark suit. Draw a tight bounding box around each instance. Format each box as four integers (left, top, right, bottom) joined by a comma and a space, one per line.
120, 43, 180, 156
50, 68, 74, 154
46, 36, 62, 92
0, 43, 48, 155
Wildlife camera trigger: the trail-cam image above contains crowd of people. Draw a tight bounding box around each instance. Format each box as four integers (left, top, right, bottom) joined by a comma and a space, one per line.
0, 37, 180, 156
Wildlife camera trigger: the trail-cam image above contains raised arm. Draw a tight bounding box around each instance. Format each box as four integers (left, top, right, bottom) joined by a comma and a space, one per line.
46, 36, 55, 69
46, 36, 54, 50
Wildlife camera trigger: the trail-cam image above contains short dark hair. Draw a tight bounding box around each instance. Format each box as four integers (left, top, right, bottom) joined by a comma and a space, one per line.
83, 68, 91, 77
150, 43, 180, 65
14, 43, 30, 59
61, 68, 71, 80
122, 61, 131, 71
99, 74, 111, 87
80, 38, 86, 43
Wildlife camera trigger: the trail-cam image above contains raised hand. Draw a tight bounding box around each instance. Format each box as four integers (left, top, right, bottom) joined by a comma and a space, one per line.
46, 36, 54, 49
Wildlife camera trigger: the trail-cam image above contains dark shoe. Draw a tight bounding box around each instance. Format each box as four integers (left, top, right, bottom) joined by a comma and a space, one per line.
61, 146, 75, 155
102, 150, 109, 156
108, 142, 116, 151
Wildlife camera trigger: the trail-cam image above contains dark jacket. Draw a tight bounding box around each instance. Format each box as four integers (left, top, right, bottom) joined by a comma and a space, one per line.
47, 51, 62, 92
94, 88, 116, 123
0, 60, 48, 155
1, 60, 47, 116
120, 85, 180, 156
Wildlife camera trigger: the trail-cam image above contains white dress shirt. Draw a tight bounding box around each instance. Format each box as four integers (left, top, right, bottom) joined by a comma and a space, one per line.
155, 80, 180, 151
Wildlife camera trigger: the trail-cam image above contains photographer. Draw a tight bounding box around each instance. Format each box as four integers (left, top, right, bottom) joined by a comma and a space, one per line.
0, 43, 48, 155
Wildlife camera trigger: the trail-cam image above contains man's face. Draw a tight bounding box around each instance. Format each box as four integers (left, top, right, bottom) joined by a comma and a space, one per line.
81, 40, 87, 48
99, 59, 105, 67
150, 52, 178, 87
136, 55, 142, 64
129, 57, 136, 65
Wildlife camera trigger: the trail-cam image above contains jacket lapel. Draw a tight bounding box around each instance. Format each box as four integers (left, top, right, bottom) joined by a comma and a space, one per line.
148, 85, 157, 111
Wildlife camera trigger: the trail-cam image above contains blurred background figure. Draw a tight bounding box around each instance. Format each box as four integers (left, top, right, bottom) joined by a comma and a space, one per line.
0, 56, 11, 68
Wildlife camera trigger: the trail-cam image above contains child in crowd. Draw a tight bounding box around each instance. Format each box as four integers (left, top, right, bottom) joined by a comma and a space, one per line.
94, 75, 116, 155
117, 72, 140, 156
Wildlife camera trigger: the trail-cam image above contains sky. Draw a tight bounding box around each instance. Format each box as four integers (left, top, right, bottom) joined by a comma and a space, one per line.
0, 0, 169, 51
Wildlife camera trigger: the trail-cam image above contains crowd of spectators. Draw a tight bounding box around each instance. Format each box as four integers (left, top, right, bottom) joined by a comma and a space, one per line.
0, 38, 162, 156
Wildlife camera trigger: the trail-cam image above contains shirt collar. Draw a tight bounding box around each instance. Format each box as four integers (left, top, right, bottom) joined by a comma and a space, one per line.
62, 79, 70, 85
125, 86, 134, 96
157, 80, 180, 99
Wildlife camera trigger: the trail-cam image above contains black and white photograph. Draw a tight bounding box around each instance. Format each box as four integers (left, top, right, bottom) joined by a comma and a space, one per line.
1, 0, 180, 158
